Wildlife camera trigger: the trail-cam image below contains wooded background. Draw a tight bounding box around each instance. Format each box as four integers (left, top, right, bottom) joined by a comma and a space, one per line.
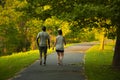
0, 0, 120, 67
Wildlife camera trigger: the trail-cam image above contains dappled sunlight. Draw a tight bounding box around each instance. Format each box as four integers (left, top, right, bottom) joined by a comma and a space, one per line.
60, 21, 71, 36
0, 50, 39, 59
0, 0, 119, 79
44, 5, 52, 11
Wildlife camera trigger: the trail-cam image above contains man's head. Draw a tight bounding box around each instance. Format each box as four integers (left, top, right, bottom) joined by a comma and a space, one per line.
42, 26, 46, 31
58, 29, 62, 35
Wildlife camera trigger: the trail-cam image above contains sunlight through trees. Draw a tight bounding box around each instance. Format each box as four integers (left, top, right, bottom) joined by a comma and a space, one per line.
0, 0, 120, 67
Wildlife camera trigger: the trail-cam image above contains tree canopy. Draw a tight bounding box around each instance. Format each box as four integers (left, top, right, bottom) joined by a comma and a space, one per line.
0, 0, 120, 67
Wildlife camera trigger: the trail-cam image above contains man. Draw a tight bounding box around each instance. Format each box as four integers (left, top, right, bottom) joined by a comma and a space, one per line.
36, 26, 50, 65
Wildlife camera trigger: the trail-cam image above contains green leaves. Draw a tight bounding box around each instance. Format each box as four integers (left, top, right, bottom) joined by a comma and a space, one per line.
0, 0, 119, 56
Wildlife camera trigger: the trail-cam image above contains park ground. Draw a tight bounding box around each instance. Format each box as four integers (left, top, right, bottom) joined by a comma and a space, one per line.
11, 42, 95, 80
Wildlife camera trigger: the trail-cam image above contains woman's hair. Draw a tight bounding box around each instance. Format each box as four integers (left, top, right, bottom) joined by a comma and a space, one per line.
58, 29, 62, 35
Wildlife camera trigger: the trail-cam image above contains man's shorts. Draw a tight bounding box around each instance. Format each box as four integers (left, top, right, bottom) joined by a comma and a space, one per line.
39, 46, 47, 53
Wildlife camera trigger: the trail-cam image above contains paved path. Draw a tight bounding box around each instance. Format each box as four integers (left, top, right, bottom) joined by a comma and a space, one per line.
11, 42, 95, 80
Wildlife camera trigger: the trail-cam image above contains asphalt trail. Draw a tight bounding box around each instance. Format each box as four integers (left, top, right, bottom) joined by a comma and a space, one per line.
11, 42, 95, 80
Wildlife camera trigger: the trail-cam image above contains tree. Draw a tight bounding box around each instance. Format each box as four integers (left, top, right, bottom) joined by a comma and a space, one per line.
109, 0, 120, 68
24, 0, 120, 68
1, 0, 119, 67
0, 0, 31, 55
0, 0, 22, 55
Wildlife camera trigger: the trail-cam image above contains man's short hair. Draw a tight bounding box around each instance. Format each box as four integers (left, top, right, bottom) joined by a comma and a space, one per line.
58, 29, 62, 35
42, 26, 46, 31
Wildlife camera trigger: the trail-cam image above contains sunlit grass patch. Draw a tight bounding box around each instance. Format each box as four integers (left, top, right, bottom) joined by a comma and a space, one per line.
0, 49, 55, 80
0, 50, 39, 80
85, 42, 120, 80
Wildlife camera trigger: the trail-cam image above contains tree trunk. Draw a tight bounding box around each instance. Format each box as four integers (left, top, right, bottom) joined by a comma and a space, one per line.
112, 26, 120, 67
99, 31, 105, 50
30, 37, 36, 50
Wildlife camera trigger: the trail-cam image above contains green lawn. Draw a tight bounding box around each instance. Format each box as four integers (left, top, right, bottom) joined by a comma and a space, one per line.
85, 42, 120, 80
2, 43, 118, 80
0, 50, 39, 80
0, 48, 55, 80
0, 44, 73, 80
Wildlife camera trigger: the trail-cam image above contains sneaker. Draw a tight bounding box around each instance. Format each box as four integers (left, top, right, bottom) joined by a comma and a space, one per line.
57, 63, 61, 66
43, 62, 46, 66
60, 61, 63, 65
40, 61, 42, 65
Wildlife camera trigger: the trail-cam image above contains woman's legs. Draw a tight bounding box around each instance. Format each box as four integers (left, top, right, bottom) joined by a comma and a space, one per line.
57, 52, 61, 65
57, 52, 64, 65
56, 50, 64, 65
60, 52, 64, 65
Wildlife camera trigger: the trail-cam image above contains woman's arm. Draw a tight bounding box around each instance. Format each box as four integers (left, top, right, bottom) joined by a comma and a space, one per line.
64, 37, 66, 45
53, 38, 57, 50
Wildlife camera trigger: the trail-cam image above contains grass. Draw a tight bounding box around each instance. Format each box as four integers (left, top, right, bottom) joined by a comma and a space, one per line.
1, 42, 119, 80
0, 44, 73, 80
85, 42, 120, 80
0, 50, 39, 80
0, 48, 55, 80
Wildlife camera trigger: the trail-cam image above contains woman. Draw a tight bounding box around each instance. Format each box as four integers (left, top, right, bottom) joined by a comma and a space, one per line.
53, 29, 66, 65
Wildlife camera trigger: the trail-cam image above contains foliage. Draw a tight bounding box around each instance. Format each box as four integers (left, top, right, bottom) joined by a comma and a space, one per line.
0, 1, 23, 55
0, 0, 119, 57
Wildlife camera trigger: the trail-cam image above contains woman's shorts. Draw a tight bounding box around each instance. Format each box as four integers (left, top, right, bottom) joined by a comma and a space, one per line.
56, 50, 64, 52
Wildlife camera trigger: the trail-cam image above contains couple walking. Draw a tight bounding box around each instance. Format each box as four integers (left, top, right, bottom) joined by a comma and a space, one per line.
36, 26, 66, 66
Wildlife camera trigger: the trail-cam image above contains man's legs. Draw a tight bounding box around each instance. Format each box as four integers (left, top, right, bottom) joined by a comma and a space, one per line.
43, 46, 47, 65
44, 52, 47, 65
39, 46, 43, 65
39, 46, 47, 65
39, 51, 42, 65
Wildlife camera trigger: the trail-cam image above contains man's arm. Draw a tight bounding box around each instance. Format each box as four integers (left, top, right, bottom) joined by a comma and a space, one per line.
36, 33, 39, 46
36, 37, 39, 46
48, 38, 50, 49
